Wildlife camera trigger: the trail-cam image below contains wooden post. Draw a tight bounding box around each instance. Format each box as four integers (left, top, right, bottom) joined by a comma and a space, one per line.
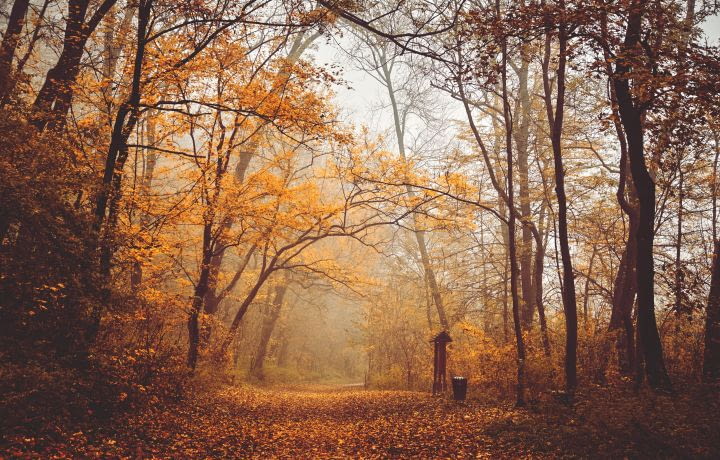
431, 331, 452, 395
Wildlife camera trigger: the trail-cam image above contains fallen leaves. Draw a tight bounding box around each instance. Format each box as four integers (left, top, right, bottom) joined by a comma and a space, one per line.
3, 384, 720, 458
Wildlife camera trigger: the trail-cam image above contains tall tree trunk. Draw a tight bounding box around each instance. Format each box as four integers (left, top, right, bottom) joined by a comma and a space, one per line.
479, 224, 492, 335
612, 0, 672, 392
500, 199, 510, 344
704, 133, 720, 382
94, 0, 150, 232
498, 3, 526, 405
542, 1, 577, 395
674, 167, 684, 316
101, 4, 136, 114
130, 116, 157, 290
583, 246, 598, 324
704, 239, 720, 381
537, 202, 552, 356
12, 0, 50, 87
457, 12, 528, 402
424, 275, 434, 331
32, 0, 117, 130
251, 283, 287, 379
602, 8, 638, 377
0, 0, 52, 107
380, 52, 449, 331
187, 223, 214, 370
0, 0, 30, 104
457, 46, 546, 354
86, 0, 151, 346
514, 51, 535, 331
415, 231, 448, 330
610, 219, 638, 375
534, 236, 551, 356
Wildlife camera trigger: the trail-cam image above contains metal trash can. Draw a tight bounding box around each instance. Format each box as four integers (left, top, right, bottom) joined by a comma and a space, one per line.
452, 376, 467, 401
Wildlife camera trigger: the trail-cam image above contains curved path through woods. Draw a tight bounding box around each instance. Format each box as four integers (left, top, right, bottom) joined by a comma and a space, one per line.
95, 386, 536, 458
4, 384, 719, 458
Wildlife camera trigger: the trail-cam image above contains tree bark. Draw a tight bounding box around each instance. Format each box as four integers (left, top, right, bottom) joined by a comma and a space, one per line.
704, 241, 720, 381
610, 219, 638, 375
612, 0, 672, 392
514, 51, 535, 331
220, 267, 274, 357
251, 283, 287, 379
32, 0, 117, 130
542, 1, 577, 395
601, 8, 638, 377
498, 4, 526, 405
534, 236, 550, 356
86, 0, 151, 346
12, 0, 50, 86
101, 4, 136, 113
705, 132, 720, 382
583, 246, 598, 324
0, 0, 30, 104
674, 166, 684, 316
130, 116, 157, 290
94, 0, 150, 233
457, 47, 547, 353
500, 200, 510, 343
187, 223, 214, 370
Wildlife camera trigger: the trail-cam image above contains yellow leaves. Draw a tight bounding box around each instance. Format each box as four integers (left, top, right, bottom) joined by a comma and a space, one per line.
442, 171, 473, 193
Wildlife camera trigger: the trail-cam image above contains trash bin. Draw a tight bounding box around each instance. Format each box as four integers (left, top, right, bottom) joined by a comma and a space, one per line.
452, 376, 467, 401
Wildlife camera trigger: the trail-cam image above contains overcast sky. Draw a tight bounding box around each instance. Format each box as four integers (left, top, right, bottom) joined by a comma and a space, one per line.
312, 13, 720, 141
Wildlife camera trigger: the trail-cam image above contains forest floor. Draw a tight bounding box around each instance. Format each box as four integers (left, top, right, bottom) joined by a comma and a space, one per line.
2, 382, 720, 458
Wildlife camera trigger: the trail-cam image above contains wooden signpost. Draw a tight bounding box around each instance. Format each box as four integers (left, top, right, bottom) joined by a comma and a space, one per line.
431, 331, 452, 395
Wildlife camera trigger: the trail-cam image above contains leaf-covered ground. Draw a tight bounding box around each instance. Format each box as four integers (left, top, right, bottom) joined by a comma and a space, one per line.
3, 383, 720, 458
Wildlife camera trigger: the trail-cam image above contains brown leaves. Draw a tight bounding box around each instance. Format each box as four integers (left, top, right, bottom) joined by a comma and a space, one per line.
4, 384, 720, 458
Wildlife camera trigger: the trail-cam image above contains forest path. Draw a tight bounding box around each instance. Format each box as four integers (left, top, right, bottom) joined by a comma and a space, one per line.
113, 386, 523, 458
5, 384, 718, 458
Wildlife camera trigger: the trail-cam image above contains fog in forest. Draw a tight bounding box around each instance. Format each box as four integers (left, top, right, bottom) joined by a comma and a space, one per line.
1, 0, 720, 457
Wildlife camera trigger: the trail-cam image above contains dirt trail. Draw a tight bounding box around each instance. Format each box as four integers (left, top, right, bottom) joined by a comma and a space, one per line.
125, 387, 511, 458
4, 384, 719, 458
